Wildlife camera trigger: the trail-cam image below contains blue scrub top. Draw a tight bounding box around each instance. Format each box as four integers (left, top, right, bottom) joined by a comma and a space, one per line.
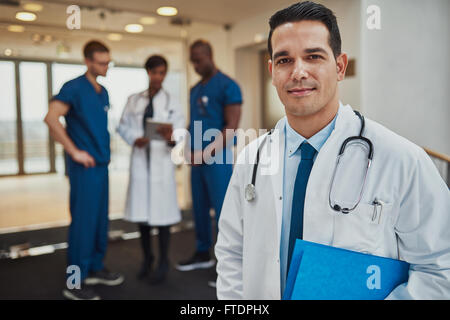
189, 71, 242, 150
52, 74, 110, 165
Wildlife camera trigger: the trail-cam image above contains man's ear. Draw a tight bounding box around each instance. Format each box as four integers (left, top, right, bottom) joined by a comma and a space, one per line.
268, 59, 273, 84
336, 52, 348, 81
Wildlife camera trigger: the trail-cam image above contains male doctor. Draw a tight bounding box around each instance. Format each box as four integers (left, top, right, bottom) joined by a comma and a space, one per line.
45, 40, 123, 300
215, 1, 450, 300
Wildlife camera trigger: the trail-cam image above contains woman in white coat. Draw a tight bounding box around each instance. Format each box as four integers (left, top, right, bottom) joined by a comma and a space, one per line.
117, 55, 185, 284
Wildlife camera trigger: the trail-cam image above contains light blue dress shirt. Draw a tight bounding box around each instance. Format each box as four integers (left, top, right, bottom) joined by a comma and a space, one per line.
280, 112, 338, 295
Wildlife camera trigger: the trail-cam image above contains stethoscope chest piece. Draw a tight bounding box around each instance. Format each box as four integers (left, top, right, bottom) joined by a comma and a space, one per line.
245, 184, 256, 202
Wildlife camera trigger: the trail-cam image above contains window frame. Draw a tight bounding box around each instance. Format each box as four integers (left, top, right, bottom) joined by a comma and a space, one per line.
0, 57, 143, 177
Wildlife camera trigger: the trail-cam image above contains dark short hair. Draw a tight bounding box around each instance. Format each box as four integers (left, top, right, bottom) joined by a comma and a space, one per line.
83, 40, 109, 59
144, 55, 168, 71
190, 39, 213, 57
268, 1, 341, 58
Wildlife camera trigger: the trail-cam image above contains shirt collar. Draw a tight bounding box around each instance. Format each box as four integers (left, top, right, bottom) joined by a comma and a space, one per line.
140, 88, 164, 98
285, 103, 340, 158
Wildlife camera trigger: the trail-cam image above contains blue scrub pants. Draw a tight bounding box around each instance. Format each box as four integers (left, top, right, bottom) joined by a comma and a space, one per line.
191, 152, 233, 253
67, 159, 109, 281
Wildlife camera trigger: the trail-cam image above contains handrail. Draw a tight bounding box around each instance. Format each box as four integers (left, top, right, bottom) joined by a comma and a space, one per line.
423, 147, 450, 163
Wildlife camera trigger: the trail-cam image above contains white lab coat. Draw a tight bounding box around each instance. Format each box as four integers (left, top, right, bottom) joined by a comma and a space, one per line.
215, 103, 450, 300
117, 89, 185, 226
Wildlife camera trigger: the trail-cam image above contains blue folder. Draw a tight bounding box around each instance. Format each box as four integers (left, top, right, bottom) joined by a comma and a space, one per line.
283, 240, 410, 300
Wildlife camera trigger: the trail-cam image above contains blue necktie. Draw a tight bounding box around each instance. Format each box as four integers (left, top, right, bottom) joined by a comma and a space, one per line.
142, 95, 154, 129
287, 142, 317, 274
143, 95, 154, 162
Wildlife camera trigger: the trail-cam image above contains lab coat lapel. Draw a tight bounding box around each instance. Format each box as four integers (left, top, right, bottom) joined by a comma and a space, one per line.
267, 117, 286, 247
139, 90, 149, 112
153, 89, 172, 122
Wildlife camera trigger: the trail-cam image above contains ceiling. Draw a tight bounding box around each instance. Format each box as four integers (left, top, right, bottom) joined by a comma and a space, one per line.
0, 0, 290, 37
0, 0, 292, 64
26, 0, 288, 26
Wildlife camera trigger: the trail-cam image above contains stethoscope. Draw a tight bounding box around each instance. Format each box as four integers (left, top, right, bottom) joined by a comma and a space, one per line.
245, 110, 374, 215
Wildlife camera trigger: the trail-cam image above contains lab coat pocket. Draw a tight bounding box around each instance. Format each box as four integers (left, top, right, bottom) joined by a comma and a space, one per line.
332, 201, 392, 254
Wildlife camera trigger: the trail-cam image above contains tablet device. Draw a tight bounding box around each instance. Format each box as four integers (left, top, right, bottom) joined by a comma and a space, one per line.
144, 119, 172, 141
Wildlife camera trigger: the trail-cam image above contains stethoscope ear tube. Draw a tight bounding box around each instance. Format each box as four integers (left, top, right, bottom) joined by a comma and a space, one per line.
338, 136, 374, 160
251, 145, 260, 186
246, 130, 273, 201
251, 129, 273, 185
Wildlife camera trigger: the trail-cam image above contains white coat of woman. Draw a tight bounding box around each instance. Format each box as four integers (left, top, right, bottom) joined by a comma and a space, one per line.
117, 55, 185, 284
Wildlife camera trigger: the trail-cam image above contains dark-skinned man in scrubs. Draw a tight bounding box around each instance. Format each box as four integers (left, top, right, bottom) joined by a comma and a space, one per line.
44, 40, 123, 300
175, 40, 242, 288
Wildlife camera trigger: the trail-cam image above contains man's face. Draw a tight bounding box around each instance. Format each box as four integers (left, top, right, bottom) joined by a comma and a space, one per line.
148, 65, 167, 91
190, 47, 213, 77
86, 51, 111, 77
269, 20, 347, 118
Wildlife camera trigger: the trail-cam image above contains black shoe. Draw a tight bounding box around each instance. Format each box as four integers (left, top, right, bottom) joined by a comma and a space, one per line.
175, 251, 215, 271
148, 261, 169, 285
84, 268, 124, 286
62, 285, 100, 300
137, 257, 154, 280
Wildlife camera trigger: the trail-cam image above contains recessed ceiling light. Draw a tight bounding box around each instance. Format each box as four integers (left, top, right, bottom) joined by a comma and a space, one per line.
16, 11, 37, 22
107, 33, 123, 41
125, 24, 143, 33
43, 35, 53, 42
32, 33, 41, 42
140, 16, 157, 25
7, 25, 25, 32
4, 48, 13, 56
156, 6, 178, 16
254, 33, 265, 43
23, 3, 43, 12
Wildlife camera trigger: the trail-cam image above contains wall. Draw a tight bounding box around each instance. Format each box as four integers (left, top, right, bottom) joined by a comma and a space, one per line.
361, 0, 450, 155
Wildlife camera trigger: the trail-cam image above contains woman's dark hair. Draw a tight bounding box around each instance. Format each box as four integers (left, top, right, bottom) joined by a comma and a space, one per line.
268, 1, 341, 58
144, 55, 168, 71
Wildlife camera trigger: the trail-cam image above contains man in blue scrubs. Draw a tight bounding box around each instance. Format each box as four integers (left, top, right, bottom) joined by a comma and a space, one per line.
44, 40, 123, 300
176, 40, 242, 285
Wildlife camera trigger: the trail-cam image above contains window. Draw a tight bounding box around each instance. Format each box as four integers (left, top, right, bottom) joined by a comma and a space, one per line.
0, 60, 184, 176
19, 62, 50, 173
0, 61, 18, 175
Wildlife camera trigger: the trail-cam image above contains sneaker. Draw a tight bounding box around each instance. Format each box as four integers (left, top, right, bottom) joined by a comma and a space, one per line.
175, 251, 215, 271
84, 268, 124, 286
62, 285, 100, 300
